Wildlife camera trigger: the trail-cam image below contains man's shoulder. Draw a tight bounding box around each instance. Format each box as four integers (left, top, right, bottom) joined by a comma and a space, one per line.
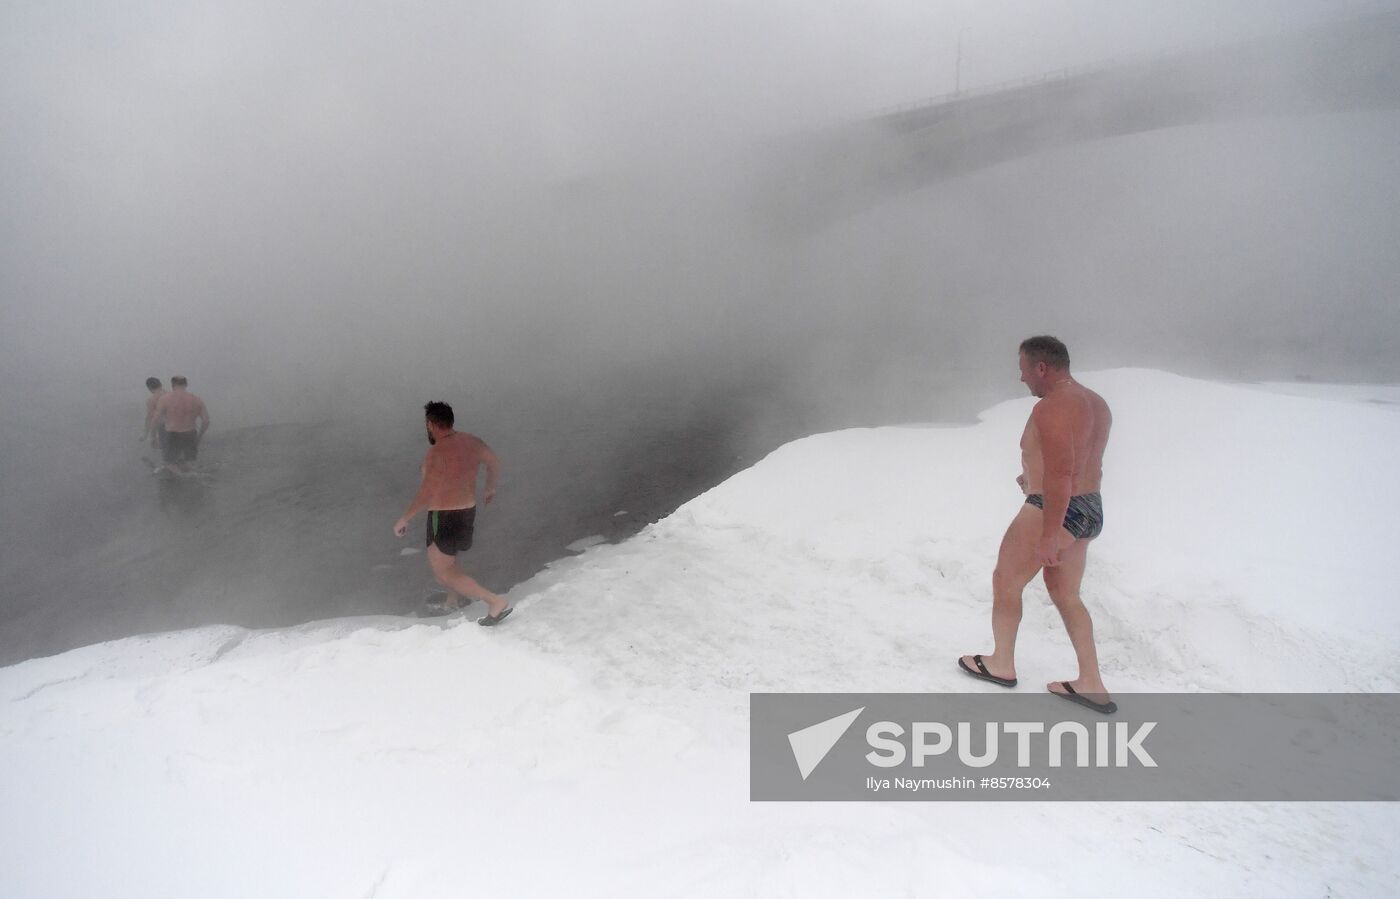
429, 434, 473, 457
1080, 384, 1110, 411
1030, 392, 1079, 428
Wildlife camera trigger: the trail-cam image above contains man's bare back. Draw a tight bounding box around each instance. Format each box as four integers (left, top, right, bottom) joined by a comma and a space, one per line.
1018, 382, 1111, 497
155, 390, 209, 434
418, 431, 496, 511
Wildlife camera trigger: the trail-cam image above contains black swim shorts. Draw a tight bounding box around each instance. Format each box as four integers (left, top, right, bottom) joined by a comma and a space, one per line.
426, 507, 476, 556
164, 430, 198, 464
1024, 492, 1104, 540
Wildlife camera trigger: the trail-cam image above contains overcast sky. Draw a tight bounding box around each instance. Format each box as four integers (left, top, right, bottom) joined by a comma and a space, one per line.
1, 0, 1392, 417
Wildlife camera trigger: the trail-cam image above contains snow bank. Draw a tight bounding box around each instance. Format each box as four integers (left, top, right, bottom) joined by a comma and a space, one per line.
2, 369, 1397, 898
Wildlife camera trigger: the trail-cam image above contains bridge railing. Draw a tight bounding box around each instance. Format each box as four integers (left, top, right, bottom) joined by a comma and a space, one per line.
868, 42, 1201, 124
865, 6, 1399, 124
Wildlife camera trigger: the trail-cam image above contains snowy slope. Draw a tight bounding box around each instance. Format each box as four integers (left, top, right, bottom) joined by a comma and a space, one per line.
2, 369, 1398, 898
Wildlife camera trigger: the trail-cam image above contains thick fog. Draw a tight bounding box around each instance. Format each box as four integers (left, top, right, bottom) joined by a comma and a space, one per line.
5, 0, 1390, 406
2, 0, 1398, 662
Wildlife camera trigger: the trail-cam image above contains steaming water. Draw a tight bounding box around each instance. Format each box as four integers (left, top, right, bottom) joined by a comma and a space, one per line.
0, 365, 990, 666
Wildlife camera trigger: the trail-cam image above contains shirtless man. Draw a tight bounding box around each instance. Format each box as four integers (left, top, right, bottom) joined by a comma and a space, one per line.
140, 377, 168, 456
152, 376, 210, 471
958, 336, 1116, 713
394, 401, 512, 625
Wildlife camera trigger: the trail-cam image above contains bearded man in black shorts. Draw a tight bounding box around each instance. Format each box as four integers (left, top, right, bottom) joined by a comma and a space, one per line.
394, 401, 512, 625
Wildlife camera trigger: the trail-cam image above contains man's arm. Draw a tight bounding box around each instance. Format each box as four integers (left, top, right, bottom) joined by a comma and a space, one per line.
479, 441, 500, 505
143, 395, 165, 440
395, 450, 440, 535
197, 400, 211, 439
1033, 400, 1076, 566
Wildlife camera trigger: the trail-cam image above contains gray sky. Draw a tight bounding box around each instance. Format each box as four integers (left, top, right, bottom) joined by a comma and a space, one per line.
1, 0, 1394, 422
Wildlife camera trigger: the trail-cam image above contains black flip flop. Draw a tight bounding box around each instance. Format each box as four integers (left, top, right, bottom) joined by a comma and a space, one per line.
957, 654, 1017, 688
1051, 682, 1117, 715
478, 607, 513, 627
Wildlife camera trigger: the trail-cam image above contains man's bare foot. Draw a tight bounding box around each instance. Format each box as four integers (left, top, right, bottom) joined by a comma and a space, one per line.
1048, 679, 1114, 713
478, 605, 513, 627
961, 654, 1015, 680
958, 653, 1017, 687
1048, 678, 1108, 698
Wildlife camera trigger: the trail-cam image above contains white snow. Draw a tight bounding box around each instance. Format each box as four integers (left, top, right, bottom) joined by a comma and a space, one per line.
3, 369, 1398, 898
565, 534, 609, 553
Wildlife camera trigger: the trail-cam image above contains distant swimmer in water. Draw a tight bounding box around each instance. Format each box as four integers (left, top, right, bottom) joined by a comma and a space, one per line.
958, 336, 1117, 713
140, 377, 168, 460
151, 376, 210, 473
394, 400, 512, 625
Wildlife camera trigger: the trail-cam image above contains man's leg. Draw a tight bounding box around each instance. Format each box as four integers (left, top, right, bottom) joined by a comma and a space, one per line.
427, 545, 508, 617
159, 430, 178, 474
1041, 537, 1111, 700
172, 433, 194, 472
960, 504, 1044, 682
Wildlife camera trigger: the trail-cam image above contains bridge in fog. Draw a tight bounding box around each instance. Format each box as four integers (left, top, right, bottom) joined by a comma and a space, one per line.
765, 9, 1400, 226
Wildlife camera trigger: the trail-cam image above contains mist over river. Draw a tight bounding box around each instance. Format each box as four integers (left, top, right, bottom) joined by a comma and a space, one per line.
3, 2, 1399, 664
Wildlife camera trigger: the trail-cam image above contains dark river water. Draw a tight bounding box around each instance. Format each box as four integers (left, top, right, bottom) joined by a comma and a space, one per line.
0, 362, 994, 666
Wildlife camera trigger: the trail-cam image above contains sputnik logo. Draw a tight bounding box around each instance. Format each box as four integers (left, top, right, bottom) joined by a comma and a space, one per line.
787, 707, 864, 780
